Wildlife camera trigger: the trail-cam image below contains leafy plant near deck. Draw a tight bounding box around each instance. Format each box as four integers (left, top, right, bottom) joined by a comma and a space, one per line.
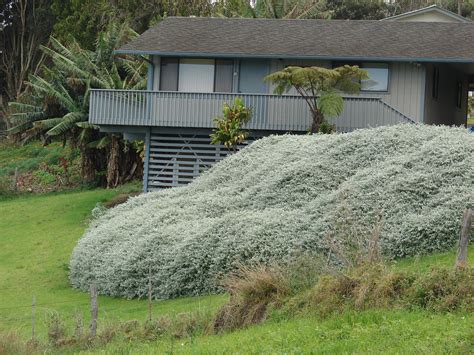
70, 124, 474, 299
210, 98, 252, 152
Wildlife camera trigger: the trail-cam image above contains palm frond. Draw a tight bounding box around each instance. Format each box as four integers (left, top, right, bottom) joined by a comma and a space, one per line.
76, 121, 99, 130
87, 135, 111, 149
46, 112, 87, 136
8, 101, 42, 113
318, 90, 344, 118
34, 117, 65, 130
7, 122, 35, 135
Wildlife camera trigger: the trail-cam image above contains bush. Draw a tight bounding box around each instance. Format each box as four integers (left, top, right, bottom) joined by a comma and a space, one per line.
70, 125, 474, 299
284, 265, 474, 318
213, 264, 292, 332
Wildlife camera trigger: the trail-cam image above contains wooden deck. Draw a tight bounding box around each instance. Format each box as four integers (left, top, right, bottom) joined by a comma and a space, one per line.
89, 89, 415, 132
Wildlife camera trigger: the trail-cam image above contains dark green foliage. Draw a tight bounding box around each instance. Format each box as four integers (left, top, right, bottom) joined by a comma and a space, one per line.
327, 0, 389, 19
8, 23, 146, 187
50, 0, 214, 49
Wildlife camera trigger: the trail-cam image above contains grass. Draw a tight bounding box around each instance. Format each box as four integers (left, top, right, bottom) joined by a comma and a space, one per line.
0, 187, 472, 353
0, 140, 83, 198
98, 310, 473, 354
0, 141, 70, 177
0, 187, 225, 341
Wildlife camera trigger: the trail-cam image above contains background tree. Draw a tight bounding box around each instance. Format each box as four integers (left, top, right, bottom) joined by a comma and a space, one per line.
50, 0, 214, 49
265, 65, 368, 133
213, 0, 332, 19
0, 0, 55, 130
8, 23, 146, 187
327, 0, 389, 19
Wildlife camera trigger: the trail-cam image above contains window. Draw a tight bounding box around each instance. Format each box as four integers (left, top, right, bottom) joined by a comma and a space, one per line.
456, 81, 463, 108
159, 58, 235, 93
178, 58, 215, 92
159, 57, 179, 91
432, 66, 440, 99
361, 63, 389, 92
214, 59, 234, 92
238, 60, 269, 93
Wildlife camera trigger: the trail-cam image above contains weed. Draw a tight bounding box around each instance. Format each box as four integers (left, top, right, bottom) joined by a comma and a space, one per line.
213, 264, 291, 332
46, 311, 67, 346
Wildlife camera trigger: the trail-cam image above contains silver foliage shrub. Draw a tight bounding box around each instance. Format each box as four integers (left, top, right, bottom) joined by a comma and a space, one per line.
70, 125, 474, 299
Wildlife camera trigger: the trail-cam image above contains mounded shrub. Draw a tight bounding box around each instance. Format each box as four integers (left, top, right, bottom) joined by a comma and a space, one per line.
70, 125, 474, 299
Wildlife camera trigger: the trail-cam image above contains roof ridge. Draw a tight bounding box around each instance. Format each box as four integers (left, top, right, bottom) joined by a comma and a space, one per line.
164, 16, 379, 23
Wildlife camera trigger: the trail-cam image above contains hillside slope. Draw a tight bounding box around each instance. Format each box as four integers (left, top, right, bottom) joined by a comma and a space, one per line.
70, 125, 474, 299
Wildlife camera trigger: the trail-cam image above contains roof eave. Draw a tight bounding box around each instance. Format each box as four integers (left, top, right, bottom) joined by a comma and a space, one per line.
114, 49, 474, 63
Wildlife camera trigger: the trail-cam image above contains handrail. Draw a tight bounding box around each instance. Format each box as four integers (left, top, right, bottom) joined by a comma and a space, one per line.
89, 88, 383, 101
379, 99, 416, 124
89, 90, 417, 131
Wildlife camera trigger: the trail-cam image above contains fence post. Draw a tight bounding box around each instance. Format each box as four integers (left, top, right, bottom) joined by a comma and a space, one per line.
90, 282, 98, 338
456, 208, 472, 269
148, 266, 153, 322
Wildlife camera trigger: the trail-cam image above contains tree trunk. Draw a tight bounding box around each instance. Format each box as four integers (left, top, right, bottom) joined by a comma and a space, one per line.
310, 109, 325, 133
81, 145, 97, 183
106, 135, 121, 188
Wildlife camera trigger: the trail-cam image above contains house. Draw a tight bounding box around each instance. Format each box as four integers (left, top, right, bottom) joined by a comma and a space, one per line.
382, 4, 471, 23
89, 9, 474, 191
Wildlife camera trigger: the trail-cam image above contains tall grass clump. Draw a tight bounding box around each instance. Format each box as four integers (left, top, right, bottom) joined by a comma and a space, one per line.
70, 124, 474, 299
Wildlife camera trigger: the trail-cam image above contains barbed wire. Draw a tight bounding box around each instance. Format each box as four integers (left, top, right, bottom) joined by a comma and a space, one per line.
0, 301, 218, 325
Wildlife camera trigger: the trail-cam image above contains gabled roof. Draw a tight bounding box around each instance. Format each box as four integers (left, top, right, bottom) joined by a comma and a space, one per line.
116, 17, 474, 63
381, 4, 471, 23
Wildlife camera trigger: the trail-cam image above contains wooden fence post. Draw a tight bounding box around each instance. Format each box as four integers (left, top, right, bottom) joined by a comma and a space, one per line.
90, 282, 98, 338
148, 267, 153, 322
456, 208, 472, 269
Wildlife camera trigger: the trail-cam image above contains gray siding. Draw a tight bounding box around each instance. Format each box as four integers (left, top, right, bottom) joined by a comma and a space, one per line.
268, 60, 424, 123
152, 57, 424, 123
381, 62, 425, 123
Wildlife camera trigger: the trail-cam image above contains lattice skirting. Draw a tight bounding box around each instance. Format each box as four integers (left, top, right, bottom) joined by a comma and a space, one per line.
147, 130, 251, 190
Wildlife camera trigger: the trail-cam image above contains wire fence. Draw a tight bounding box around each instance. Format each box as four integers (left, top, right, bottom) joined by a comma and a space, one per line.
0, 293, 221, 328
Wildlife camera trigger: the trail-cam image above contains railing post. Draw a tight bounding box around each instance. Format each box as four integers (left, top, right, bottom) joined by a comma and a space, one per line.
172, 158, 178, 187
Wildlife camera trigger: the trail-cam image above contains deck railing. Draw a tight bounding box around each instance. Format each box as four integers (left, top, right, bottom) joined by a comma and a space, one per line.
89, 89, 415, 132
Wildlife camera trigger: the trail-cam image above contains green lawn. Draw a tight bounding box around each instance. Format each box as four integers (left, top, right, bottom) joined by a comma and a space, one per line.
0, 188, 225, 340
97, 310, 473, 354
0, 189, 472, 353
